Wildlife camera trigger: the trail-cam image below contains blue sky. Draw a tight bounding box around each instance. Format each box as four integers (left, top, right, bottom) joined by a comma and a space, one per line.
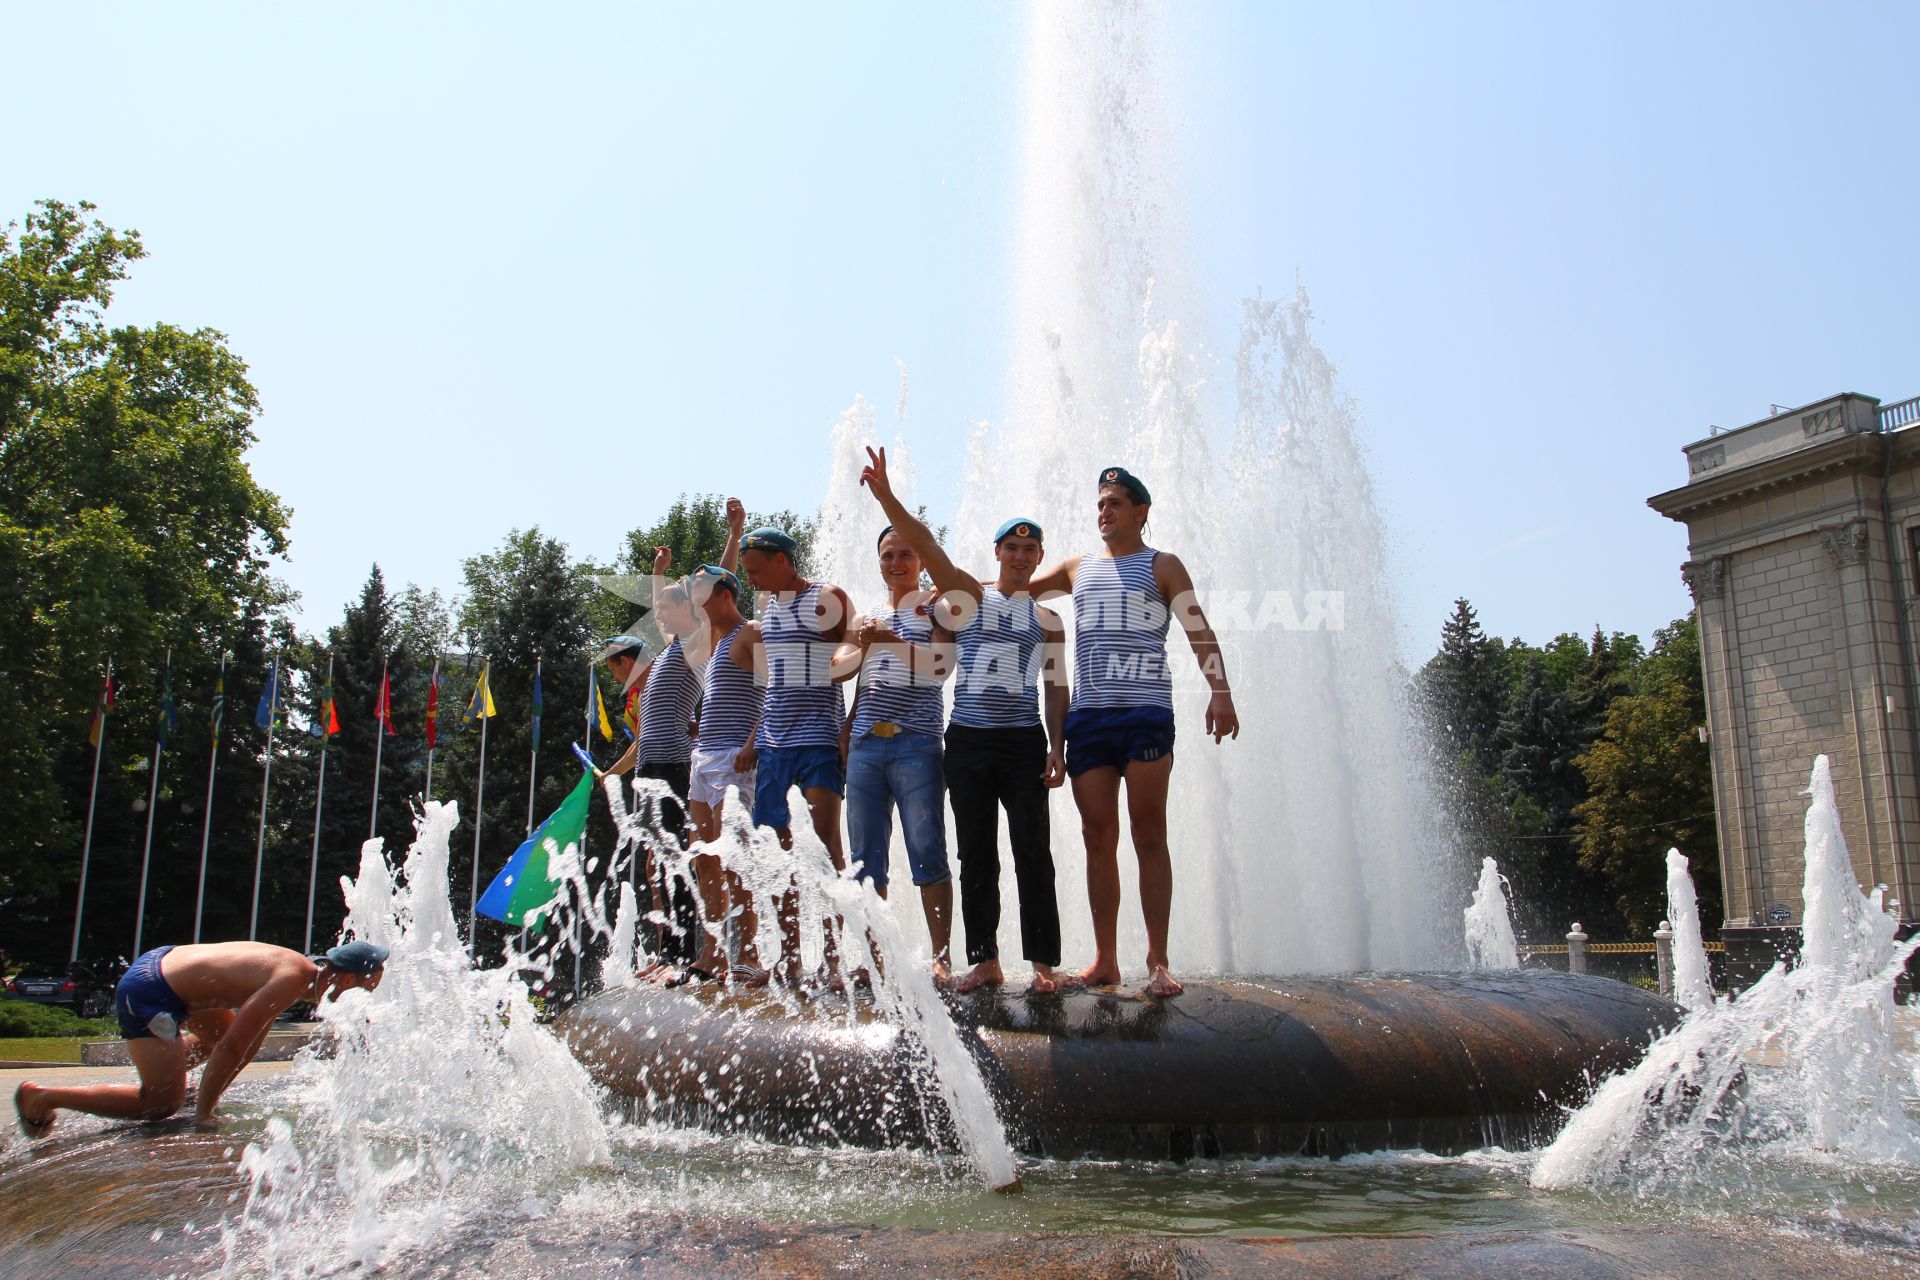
9, 2, 1916, 661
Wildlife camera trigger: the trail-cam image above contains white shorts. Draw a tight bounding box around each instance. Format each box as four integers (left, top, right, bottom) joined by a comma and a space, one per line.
689, 745, 755, 811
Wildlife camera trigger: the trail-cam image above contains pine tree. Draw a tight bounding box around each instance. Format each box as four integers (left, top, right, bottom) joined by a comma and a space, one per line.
1419, 598, 1505, 771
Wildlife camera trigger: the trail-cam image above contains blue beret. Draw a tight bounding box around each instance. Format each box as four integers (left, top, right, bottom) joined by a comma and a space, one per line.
741, 527, 797, 556
1098, 466, 1151, 506
993, 517, 1044, 544
321, 940, 389, 975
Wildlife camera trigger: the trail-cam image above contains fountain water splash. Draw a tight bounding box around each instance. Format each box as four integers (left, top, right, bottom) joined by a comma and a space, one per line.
1463, 858, 1519, 970
1531, 756, 1920, 1193
607, 775, 1019, 1189
937, 0, 1452, 979
224, 802, 612, 1276
1665, 849, 1714, 1013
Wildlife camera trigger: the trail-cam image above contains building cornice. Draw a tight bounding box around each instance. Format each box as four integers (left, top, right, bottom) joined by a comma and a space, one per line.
1648, 434, 1887, 522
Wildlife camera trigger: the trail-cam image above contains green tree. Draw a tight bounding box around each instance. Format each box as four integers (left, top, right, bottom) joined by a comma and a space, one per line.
444, 528, 604, 973
1417, 599, 1506, 771
0, 199, 289, 965
1573, 615, 1718, 934
616, 492, 817, 624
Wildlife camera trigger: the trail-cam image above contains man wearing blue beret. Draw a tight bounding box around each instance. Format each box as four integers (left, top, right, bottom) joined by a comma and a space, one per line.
16, 940, 388, 1137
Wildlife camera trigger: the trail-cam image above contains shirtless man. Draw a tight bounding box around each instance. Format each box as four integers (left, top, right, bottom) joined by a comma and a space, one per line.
1025, 466, 1239, 998
14, 940, 387, 1136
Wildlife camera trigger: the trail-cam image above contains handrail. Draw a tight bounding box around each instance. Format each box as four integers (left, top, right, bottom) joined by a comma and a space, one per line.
1881, 396, 1920, 432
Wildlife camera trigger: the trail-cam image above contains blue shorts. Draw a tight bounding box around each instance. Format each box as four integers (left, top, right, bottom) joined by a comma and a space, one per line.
751, 744, 845, 829
1064, 706, 1176, 778
846, 732, 951, 889
115, 946, 188, 1040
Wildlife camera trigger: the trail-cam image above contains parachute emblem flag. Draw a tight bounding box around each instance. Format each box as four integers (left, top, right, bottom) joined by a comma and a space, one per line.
475, 769, 593, 931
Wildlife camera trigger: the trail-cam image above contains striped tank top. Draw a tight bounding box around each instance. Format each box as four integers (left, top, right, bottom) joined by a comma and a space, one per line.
699, 625, 763, 753
637, 637, 699, 766
951, 588, 1045, 729
754, 582, 846, 750
1070, 548, 1173, 711
852, 597, 945, 740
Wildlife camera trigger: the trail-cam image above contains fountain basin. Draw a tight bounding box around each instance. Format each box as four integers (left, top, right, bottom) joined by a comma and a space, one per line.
559, 970, 1676, 1159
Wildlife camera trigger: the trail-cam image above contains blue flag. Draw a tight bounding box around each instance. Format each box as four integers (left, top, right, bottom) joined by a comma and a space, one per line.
254, 661, 280, 731
531, 661, 544, 750
155, 659, 178, 750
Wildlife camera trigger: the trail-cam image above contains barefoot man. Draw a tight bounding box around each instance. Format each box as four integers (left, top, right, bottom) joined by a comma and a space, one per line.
831, 519, 960, 981
681, 562, 771, 983
858, 446, 1073, 994
1026, 467, 1239, 997
597, 500, 745, 977
14, 940, 388, 1137
731, 526, 860, 981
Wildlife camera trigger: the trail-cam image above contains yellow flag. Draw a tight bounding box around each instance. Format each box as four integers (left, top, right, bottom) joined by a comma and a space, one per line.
595, 680, 613, 741
465, 663, 497, 723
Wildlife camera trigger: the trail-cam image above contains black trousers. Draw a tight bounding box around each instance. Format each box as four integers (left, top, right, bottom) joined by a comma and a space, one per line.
635, 761, 699, 965
944, 723, 1061, 967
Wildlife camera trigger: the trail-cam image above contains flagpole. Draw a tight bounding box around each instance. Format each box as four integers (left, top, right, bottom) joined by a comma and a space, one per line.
133, 648, 170, 958
424, 656, 440, 800
370, 655, 388, 838
526, 656, 541, 836
70, 657, 113, 965
578, 658, 596, 996
304, 652, 335, 956
194, 650, 229, 943
467, 658, 490, 954
250, 653, 280, 941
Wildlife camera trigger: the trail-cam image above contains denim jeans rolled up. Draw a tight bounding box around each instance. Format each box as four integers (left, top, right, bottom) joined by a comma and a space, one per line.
845, 731, 951, 889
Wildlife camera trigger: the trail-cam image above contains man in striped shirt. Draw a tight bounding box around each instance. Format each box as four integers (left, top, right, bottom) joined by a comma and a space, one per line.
1025, 466, 1240, 998
731, 527, 860, 980
858, 447, 1072, 994
833, 522, 959, 981
597, 504, 744, 977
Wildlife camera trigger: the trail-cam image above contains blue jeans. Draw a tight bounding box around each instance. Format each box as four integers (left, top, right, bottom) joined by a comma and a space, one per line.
846, 732, 951, 889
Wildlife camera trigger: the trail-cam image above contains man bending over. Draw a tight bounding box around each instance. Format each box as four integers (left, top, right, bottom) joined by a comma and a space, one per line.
14, 940, 388, 1136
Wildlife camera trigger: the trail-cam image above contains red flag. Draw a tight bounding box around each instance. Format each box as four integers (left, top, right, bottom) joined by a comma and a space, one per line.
425, 663, 440, 749
325, 697, 342, 735
375, 669, 396, 735
87, 667, 116, 747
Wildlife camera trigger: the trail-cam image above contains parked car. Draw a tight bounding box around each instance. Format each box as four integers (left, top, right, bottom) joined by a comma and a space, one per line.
7, 966, 111, 1018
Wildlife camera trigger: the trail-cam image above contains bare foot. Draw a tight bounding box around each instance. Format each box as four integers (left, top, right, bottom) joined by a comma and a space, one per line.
728, 964, 772, 989
931, 958, 954, 990
634, 959, 668, 982
14, 1083, 52, 1139
1078, 960, 1123, 987
1029, 965, 1078, 995
954, 960, 1004, 994
1144, 965, 1184, 998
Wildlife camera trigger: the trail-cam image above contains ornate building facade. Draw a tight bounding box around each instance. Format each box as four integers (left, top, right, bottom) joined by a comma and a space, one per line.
1649, 391, 1920, 986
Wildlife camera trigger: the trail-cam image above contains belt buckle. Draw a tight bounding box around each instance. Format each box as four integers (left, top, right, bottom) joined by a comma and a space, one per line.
873, 722, 899, 739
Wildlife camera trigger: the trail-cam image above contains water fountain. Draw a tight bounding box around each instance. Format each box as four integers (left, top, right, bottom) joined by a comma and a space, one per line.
4, 4, 1918, 1277
1463, 857, 1521, 970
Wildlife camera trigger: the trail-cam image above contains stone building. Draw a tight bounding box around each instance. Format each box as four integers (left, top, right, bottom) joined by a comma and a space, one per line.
1649, 391, 1920, 986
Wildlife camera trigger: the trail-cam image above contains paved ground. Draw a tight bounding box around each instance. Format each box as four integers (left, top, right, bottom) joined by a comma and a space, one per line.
1, 1059, 293, 1086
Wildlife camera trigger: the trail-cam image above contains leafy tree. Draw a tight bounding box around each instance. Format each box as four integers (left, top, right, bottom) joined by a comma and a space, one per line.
442, 528, 604, 975
0, 199, 289, 966
1573, 616, 1718, 933
617, 492, 816, 622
